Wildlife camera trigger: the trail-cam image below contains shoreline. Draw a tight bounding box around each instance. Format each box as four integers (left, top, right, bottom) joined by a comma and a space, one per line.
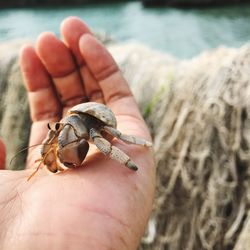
1, 0, 250, 8
142, 0, 250, 7
0, 0, 131, 8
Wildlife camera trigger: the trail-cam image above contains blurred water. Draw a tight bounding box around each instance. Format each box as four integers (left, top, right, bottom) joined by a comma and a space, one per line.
0, 2, 250, 58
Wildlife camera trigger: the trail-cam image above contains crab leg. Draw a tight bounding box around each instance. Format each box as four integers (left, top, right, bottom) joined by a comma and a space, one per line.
103, 126, 152, 147
90, 128, 138, 171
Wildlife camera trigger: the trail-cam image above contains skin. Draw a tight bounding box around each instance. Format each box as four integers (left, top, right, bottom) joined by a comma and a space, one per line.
0, 17, 155, 250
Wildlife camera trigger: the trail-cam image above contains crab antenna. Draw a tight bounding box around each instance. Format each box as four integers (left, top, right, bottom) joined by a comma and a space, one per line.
9, 143, 44, 167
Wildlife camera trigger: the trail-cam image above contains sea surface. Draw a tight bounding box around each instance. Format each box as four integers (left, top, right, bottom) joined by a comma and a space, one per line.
0, 2, 250, 58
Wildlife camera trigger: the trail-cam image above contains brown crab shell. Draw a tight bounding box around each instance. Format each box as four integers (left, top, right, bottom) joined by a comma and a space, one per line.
68, 102, 117, 128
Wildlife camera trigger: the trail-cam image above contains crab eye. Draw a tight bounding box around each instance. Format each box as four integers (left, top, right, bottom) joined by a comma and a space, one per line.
55, 123, 61, 131
47, 122, 62, 131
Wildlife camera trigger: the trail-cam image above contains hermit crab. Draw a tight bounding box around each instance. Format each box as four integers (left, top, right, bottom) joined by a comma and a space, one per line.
28, 102, 152, 180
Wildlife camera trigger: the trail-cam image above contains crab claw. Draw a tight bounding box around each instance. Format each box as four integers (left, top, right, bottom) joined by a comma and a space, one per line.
58, 139, 89, 168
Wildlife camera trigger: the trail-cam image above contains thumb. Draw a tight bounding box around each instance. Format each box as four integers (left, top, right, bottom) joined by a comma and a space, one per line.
0, 138, 6, 169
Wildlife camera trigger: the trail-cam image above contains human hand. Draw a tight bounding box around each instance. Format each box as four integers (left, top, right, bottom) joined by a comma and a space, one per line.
0, 17, 155, 250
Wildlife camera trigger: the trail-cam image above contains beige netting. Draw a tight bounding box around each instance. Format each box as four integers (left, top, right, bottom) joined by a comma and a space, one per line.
140, 46, 250, 250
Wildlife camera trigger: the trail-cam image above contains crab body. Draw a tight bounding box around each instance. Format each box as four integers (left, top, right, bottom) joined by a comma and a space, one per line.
40, 102, 152, 174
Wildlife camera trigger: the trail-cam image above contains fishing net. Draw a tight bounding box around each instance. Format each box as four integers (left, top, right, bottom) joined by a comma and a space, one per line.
138, 45, 250, 250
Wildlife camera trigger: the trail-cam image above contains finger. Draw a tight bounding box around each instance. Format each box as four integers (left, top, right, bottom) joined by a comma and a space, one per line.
61, 16, 92, 65
19, 45, 61, 122
36, 32, 86, 109
0, 138, 6, 169
79, 34, 142, 119
61, 17, 104, 103
19, 45, 61, 167
81, 66, 104, 103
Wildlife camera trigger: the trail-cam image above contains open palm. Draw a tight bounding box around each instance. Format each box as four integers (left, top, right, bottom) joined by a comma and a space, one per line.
0, 17, 155, 250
